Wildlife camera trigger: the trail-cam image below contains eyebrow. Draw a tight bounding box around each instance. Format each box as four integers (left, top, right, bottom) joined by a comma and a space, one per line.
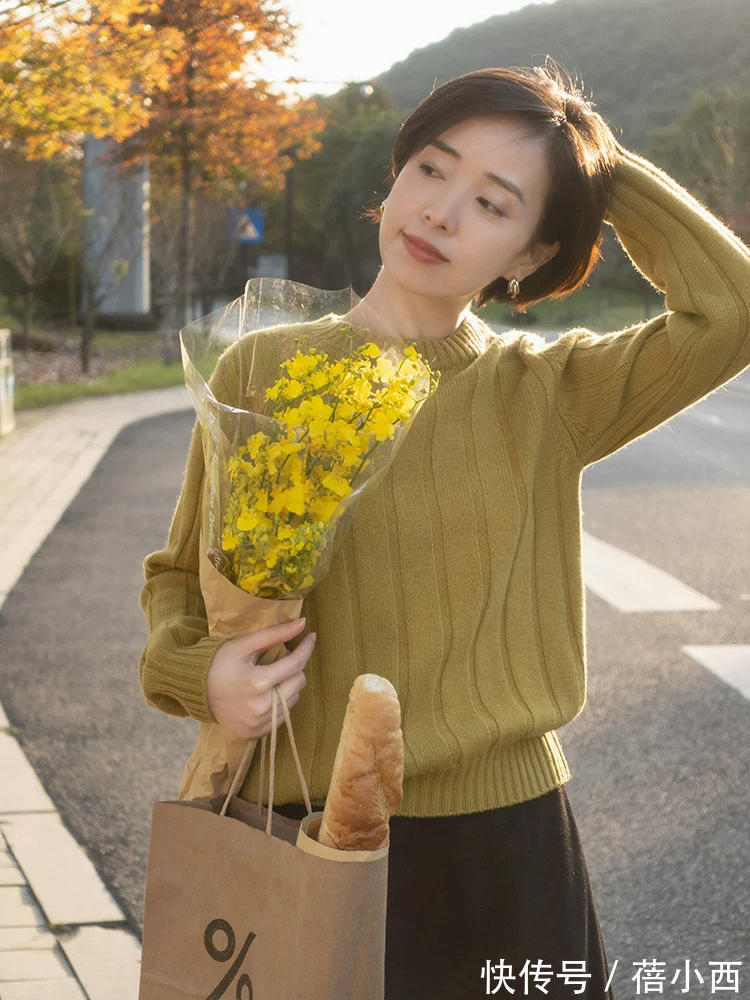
426, 139, 526, 205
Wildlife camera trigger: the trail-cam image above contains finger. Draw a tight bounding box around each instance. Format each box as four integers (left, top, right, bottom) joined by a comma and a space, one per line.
273, 687, 301, 718
285, 669, 307, 697
252, 688, 301, 738
230, 618, 307, 656
257, 673, 308, 723
269, 693, 299, 731
258, 633, 316, 691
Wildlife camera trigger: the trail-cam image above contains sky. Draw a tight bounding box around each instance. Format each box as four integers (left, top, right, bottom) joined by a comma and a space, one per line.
257, 0, 558, 98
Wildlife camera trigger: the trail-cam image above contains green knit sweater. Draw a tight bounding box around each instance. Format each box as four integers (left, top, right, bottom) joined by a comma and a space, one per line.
140, 147, 750, 816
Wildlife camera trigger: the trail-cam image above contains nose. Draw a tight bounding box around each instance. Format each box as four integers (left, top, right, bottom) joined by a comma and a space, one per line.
422, 200, 455, 232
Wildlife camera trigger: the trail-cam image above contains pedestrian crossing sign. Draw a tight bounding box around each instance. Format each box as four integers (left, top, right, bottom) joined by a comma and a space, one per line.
229, 208, 264, 244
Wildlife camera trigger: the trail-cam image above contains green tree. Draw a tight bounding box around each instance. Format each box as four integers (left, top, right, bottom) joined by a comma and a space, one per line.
266, 83, 403, 288
645, 86, 750, 241
320, 114, 402, 293
258, 83, 402, 289
0, 149, 80, 350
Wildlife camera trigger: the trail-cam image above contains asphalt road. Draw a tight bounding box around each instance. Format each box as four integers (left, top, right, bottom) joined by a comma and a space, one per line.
0, 371, 747, 996
566, 373, 750, 989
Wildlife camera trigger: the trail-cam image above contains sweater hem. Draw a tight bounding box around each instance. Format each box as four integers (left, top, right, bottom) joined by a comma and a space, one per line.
395, 731, 571, 818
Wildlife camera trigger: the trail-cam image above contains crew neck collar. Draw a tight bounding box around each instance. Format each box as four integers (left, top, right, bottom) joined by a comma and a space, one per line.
317, 310, 491, 371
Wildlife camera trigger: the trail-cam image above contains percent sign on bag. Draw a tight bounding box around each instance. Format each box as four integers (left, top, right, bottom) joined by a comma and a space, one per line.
203, 917, 255, 999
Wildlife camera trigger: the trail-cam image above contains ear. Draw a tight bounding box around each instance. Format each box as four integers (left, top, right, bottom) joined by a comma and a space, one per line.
515, 239, 560, 281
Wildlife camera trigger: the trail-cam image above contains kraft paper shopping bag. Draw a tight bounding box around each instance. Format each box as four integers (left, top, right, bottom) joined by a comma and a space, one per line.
139, 688, 388, 1000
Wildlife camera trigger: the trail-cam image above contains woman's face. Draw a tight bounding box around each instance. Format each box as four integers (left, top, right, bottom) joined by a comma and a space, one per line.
378, 115, 559, 305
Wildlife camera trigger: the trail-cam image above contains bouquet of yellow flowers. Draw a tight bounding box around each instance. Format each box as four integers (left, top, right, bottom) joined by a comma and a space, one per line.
177, 279, 440, 800
219, 337, 432, 595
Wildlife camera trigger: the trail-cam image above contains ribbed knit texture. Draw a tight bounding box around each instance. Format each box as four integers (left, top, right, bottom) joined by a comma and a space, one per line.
140, 146, 750, 816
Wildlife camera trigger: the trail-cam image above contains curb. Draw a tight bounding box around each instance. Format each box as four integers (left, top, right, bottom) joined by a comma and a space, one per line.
0, 387, 192, 998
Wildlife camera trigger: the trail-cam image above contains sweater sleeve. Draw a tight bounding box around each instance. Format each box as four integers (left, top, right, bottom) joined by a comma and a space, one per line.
554, 143, 750, 467
138, 352, 237, 721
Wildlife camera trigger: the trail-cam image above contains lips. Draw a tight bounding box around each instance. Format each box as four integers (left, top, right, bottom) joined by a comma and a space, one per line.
402, 232, 448, 263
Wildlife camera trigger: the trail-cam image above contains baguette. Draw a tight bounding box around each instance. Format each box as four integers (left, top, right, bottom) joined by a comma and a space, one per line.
317, 674, 404, 851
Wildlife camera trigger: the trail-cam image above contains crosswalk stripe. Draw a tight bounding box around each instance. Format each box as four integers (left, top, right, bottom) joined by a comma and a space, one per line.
682, 645, 750, 701
581, 531, 720, 612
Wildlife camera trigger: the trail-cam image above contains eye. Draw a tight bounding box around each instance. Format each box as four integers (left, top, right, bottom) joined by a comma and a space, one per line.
477, 196, 505, 217
418, 162, 440, 177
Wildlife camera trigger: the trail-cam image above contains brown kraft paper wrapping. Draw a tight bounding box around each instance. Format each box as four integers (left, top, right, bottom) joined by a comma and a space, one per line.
178, 545, 303, 801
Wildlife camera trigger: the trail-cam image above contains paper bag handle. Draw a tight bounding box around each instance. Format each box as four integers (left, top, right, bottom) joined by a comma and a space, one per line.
219, 686, 313, 835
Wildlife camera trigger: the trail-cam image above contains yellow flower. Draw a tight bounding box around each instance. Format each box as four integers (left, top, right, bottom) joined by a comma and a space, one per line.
237, 509, 270, 533
239, 570, 270, 591
321, 471, 352, 498
305, 395, 333, 422
285, 352, 321, 379
375, 357, 396, 380
222, 529, 240, 551
268, 483, 307, 516
350, 377, 372, 407
247, 431, 268, 461
309, 496, 339, 523
219, 336, 438, 597
281, 378, 303, 399
371, 410, 395, 441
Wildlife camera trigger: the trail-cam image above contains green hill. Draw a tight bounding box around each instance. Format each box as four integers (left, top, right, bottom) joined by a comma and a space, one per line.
375, 0, 750, 147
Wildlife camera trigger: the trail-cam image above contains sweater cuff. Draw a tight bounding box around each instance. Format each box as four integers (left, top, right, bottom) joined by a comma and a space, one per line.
140, 630, 225, 723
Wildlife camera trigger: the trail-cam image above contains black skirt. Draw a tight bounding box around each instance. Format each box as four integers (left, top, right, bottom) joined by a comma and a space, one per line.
276, 785, 614, 1000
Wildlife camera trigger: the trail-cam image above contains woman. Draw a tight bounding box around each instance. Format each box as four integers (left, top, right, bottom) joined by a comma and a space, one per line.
140, 64, 750, 998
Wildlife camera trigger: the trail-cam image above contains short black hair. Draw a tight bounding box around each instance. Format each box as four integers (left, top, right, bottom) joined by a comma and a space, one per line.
368, 60, 618, 310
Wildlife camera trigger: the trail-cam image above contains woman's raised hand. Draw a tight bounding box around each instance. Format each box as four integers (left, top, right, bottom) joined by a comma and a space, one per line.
206, 618, 316, 740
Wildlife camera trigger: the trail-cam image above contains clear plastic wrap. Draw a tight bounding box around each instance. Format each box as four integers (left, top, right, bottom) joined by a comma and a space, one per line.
179, 277, 441, 601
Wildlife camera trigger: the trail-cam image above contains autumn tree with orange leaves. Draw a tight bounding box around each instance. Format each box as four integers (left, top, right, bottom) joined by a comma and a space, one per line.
0, 1, 173, 157
112, 0, 328, 325
0, 0, 327, 332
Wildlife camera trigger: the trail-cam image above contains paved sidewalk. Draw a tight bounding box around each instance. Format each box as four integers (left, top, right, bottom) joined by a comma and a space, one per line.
0, 387, 191, 999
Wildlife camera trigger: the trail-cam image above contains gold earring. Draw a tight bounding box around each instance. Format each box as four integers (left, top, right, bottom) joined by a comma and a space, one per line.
508, 278, 520, 300
380, 200, 387, 213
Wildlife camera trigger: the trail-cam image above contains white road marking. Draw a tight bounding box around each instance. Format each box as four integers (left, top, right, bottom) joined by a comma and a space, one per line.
581, 531, 721, 612
682, 645, 750, 702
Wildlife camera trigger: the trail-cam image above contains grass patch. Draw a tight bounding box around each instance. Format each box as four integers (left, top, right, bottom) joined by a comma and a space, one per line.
479, 284, 664, 333
14, 357, 185, 411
